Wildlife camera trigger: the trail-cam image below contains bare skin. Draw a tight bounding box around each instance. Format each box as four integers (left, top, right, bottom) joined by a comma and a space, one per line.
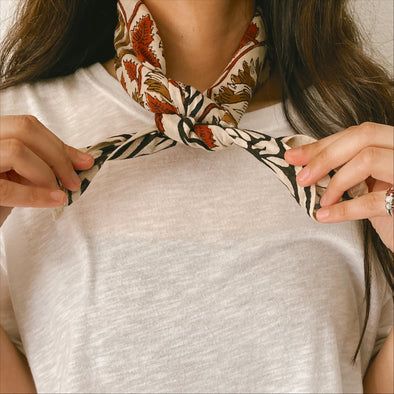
102, 0, 283, 109
143, 0, 254, 91
91, 2, 394, 391
1, 3, 278, 389
102, 3, 394, 393
0, 326, 36, 393
0, 1, 391, 392
102, 58, 283, 111
363, 328, 394, 393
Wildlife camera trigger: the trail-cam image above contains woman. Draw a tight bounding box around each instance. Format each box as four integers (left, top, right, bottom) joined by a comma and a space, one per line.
0, 0, 392, 392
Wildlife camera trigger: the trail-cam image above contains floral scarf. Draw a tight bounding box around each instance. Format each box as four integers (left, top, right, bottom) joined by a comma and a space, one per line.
52, 0, 366, 220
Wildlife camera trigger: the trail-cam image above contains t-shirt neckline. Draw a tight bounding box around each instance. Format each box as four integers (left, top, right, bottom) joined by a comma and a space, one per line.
80, 61, 287, 127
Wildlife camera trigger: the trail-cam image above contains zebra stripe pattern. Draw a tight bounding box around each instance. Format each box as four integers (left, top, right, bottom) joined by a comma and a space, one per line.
52, 0, 367, 220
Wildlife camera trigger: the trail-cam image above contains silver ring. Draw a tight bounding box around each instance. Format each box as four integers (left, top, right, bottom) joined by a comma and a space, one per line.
384, 185, 394, 216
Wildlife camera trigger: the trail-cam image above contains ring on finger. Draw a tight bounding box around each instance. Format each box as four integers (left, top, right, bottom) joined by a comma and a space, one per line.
384, 185, 394, 216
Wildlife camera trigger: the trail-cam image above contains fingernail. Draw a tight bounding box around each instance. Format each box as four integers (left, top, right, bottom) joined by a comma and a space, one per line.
77, 151, 93, 162
320, 194, 328, 206
316, 208, 330, 220
287, 147, 300, 155
50, 190, 67, 204
297, 167, 310, 182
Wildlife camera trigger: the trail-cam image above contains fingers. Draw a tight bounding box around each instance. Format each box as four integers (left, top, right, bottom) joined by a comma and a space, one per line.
0, 179, 67, 208
0, 115, 94, 191
281, 122, 394, 223
320, 147, 394, 207
0, 139, 59, 190
284, 122, 394, 171
316, 190, 390, 222
290, 125, 393, 187
64, 144, 95, 169
284, 128, 352, 165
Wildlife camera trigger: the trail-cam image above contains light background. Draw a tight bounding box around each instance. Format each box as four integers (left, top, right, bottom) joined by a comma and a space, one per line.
0, 0, 393, 72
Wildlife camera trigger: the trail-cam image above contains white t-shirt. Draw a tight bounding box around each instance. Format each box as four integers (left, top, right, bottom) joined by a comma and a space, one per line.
0, 62, 392, 394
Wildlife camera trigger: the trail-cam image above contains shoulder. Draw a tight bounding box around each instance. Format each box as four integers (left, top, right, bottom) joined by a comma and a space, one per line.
0, 68, 86, 116
0, 63, 155, 146
0, 69, 92, 143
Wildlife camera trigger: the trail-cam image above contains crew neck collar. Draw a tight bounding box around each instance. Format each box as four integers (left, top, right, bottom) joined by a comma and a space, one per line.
80, 62, 289, 132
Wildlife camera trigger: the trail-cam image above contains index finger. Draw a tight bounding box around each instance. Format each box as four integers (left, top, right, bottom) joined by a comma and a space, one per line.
284, 122, 393, 166
284, 127, 352, 165
0, 115, 94, 191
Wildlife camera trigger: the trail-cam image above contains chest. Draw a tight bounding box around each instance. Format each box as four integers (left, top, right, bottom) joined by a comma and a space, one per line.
4, 142, 366, 321
2, 143, 369, 390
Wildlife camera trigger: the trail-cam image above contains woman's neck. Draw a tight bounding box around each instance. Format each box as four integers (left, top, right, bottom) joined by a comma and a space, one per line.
143, 0, 254, 91
102, 0, 282, 108
104, 0, 253, 91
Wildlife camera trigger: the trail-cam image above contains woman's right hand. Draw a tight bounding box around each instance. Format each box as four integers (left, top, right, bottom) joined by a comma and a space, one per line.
0, 115, 94, 227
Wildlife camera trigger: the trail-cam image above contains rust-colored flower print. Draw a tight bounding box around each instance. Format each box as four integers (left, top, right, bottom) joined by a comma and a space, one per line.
194, 125, 217, 149
146, 93, 177, 114
132, 15, 161, 67
239, 22, 259, 48
124, 59, 137, 81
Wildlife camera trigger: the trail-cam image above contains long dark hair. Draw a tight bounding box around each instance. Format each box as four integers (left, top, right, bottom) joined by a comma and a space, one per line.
1, 0, 393, 362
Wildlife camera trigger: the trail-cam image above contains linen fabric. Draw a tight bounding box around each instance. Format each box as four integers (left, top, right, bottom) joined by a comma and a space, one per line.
0, 62, 392, 393
53, 0, 367, 220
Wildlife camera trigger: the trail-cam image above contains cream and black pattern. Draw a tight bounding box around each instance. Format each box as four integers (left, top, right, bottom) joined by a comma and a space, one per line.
52, 0, 367, 220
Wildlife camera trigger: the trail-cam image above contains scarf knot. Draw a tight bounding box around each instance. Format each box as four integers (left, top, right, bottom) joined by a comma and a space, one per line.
116, 0, 268, 149
51, 0, 368, 221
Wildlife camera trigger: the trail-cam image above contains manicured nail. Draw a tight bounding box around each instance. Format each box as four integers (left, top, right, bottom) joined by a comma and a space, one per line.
50, 190, 67, 204
297, 167, 310, 182
316, 208, 330, 220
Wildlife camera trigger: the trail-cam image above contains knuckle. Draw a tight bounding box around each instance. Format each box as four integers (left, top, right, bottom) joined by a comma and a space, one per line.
315, 149, 331, 170
359, 121, 375, 130
17, 114, 38, 130
28, 187, 40, 204
11, 115, 39, 137
359, 147, 377, 167
358, 122, 376, 139
0, 179, 10, 203
7, 138, 25, 158
345, 125, 359, 135
335, 203, 348, 218
24, 114, 38, 123
318, 149, 329, 162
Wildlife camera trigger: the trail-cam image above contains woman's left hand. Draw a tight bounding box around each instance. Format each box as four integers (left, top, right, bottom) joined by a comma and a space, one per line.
284, 122, 394, 252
